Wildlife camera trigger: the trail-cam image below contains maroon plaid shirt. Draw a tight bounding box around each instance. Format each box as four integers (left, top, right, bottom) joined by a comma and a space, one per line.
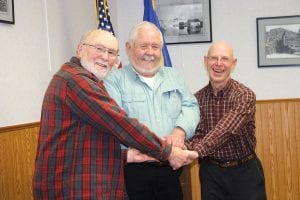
33, 57, 170, 200
187, 79, 256, 160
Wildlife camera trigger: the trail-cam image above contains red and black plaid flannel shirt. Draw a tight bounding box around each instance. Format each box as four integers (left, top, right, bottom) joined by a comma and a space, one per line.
33, 57, 170, 200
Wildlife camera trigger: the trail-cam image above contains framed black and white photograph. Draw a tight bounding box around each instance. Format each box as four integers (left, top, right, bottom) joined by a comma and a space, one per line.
256, 15, 300, 67
0, 0, 14, 24
155, 0, 212, 44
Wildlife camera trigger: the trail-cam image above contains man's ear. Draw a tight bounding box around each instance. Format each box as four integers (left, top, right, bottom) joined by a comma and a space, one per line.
76, 43, 83, 57
231, 58, 237, 72
125, 42, 131, 55
203, 56, 208, 71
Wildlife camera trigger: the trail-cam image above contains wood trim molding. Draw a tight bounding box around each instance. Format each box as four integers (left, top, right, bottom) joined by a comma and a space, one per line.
0, 122, 40, 133
0, 98, 299, 132
257, 98, 300, 104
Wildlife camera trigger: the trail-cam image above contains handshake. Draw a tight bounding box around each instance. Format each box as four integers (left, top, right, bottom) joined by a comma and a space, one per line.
127, 146, 198, 170
127, 128, 198, 169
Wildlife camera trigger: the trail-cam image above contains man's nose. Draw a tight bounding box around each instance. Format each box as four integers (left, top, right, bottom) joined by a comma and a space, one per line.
145, 46, 154, 54
100, 50, 109, 60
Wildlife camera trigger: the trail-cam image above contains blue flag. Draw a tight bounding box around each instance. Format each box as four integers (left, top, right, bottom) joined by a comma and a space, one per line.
97, 0, 115, 35
143, 0, 172, 67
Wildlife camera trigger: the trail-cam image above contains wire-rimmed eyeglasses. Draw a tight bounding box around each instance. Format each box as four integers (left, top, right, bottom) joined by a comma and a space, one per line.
83, 43, 118, 58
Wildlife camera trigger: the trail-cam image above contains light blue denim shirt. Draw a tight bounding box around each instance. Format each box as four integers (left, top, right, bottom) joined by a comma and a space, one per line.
104, 65, 199, 147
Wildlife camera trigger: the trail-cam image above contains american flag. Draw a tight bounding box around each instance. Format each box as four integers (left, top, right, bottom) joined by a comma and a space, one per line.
97, 0, 122, 68
97, 0, 115, 35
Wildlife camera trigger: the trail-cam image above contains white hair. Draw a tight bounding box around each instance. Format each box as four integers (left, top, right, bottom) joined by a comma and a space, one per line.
127, 21, 163, 46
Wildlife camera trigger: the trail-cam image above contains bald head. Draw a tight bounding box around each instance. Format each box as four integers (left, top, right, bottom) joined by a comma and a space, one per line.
204, 41, 237, 92
207, 41, 235, 59
79, 30, 119, 52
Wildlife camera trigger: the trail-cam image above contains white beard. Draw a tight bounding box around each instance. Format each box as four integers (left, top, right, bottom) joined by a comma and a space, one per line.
131, 55, 161, 77
133, 64, 160, 77
81, 55, 110, 80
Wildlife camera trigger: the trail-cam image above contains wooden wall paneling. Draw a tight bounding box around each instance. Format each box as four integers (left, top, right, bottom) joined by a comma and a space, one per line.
0, 125, 39, 200
0, 99, 300, 200
254, 103, 263, 158
285, 101, 300, 200
190, 160, 200, 200
256, 102, 278, 199
180, 163, 192, 200
274, 102, 285, 200
283, 102, 295, 199
295, 102, 300, 200
255, 100, 300, 200
0, 132, 8, 200
255, 103, 267, 196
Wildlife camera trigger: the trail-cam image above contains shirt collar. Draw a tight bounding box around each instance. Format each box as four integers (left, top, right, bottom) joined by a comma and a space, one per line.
128, 64, 165, 82
70, 56, 81, 66
208, 79, 234, 97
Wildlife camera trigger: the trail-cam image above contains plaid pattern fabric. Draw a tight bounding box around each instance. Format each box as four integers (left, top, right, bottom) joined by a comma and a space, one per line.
32, 57, 170, 200
187, 79, 257, 160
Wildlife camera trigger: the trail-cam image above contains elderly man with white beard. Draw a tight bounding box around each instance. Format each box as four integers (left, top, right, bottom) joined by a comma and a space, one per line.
33, 29, 198, 200
104, 22, 200, 200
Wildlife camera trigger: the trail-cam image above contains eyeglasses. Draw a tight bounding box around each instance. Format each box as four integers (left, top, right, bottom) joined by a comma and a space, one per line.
83, 43, 118, 58
207, 56, 233, 64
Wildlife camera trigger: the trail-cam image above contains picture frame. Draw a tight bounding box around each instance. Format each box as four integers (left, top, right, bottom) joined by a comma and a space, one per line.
155, 0, 212, 44
0, 0, 15, 24
256, 15, 300, 67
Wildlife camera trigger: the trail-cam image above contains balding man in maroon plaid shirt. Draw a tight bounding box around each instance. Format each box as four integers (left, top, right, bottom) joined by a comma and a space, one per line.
32, 30, 198, 200
186, 41, 266, 200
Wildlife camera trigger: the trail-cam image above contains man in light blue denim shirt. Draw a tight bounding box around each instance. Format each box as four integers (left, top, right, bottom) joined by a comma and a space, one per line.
104, 22, 199, 200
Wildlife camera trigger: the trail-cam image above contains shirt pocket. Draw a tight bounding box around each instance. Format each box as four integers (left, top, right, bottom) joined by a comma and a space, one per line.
121, 94, 146, 117
163, 89, 182, 119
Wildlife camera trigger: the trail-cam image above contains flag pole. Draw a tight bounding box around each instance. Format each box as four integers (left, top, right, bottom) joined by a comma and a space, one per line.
95, 0, 99, 26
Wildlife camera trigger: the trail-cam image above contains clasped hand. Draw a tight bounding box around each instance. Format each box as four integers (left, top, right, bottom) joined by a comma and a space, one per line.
127, 128, 198, 169
167, 146, 198, 170
127, 147, 198, 170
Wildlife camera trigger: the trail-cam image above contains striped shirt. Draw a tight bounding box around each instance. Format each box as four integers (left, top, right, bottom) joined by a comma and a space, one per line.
32, 57, 171, 200
187, 79, 256, 160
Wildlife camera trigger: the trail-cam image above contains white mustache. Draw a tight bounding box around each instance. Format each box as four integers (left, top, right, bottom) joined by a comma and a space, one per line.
95, 61, 108, 68
143, 55, 155, 61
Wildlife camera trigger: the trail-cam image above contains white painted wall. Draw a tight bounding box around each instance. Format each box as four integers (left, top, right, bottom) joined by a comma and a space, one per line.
0, 0, 96, 126
0, 0, 299, 126
113, 0, 300, 98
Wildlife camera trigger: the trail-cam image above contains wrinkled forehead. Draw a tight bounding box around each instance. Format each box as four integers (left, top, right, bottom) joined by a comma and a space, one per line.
135, 26, 162, 44
208, 42, 234, 58
86, 30, 119, 51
